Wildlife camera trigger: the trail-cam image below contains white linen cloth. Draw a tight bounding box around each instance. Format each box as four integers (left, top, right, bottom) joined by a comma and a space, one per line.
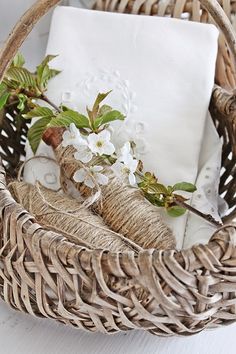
24, 6, 219, 249
183, 115, 227, 249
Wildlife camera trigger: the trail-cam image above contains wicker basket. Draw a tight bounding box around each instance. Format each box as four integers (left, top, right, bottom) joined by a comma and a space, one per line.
0, 0, 236, 336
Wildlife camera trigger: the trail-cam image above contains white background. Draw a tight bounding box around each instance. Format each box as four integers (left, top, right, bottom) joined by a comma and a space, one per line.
0, 1, 236, 353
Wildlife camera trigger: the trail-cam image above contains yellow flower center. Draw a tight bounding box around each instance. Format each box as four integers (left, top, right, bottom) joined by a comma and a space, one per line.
96, 140, 103, 148
122, 166, 130, 174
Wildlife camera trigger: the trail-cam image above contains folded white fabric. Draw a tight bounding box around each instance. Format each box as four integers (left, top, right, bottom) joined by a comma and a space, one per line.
183, 115, 226, 249
24, 6, 219, 249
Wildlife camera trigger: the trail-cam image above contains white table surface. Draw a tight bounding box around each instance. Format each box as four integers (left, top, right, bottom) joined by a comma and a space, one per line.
0, 299, 236, 354
1, 1, 236, 353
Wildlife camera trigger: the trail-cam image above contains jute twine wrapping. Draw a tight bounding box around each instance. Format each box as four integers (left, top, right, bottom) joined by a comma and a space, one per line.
9, 180, 149, 300
8, 181, 142, 253
55, 145, 176, 250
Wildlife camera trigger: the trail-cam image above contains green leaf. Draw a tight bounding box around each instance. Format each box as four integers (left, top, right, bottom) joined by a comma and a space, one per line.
167, 206, 186, 217
60, 105, 71, 112
36, 55, 60, 90
167, 186, 174, 195
23, 106, 54, 120
173, 182, 197, 193
38, 55, 58, 68
93, 91, 112, 115
0, 92, 10, 110
94, 110, 125, 128
38, 66, 60, 90
2, 78, 18, 90
0, 82, 7, 95
86, 106, 94, 128
28, 117, 51, 154
144, 193, 165, 207
12, 53, 25, 67
98, 104, 112, 116
150, 183, 168, 195
47, 68, 61, 80
36, 55, 57, 78
17, 93, 27, 111
6, 67, 36, 88
144, 172, 157, 181
49, 109, 90, 129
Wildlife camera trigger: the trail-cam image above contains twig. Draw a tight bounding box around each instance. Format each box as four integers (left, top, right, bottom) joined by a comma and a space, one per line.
173, 196, 222, 228
136, 170, 222, 227
40, 94, 61, 113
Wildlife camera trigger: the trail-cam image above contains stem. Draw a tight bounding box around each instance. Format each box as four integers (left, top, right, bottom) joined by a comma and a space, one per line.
6, 99, 18, 106
40, 94, 61, 113
173, 196, 222, 228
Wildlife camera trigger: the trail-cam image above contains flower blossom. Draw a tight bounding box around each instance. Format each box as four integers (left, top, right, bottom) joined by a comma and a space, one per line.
74, 146, 93, 164
62, 123, 86, 148
112, 142, 138, 186
88, 130, 115, 156
111, 119, 149, 159
73, 165, 108, 189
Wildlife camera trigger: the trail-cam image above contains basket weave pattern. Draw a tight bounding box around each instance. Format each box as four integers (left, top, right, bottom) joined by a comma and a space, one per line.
0, 0, 235, 336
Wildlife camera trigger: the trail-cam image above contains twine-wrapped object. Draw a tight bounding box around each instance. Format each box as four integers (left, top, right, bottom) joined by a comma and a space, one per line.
0, 0, 236, 337
55, 145, 176, 250
8, 181, 142, 253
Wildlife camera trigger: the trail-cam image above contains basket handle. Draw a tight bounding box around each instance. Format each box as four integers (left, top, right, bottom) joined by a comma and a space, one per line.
0, 0, 61, 82
0, 0, 236, 83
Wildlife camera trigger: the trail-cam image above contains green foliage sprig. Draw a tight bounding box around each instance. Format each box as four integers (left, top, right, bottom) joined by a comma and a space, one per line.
0, 53, 125, 153
138, 172, 196, 217
0, 53, 60, 112
23, 90, 125, 153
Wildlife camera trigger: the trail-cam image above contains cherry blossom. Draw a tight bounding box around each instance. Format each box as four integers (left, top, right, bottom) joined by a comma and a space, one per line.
62, 123, 86, 148
111, 119, 149, 158
74, 146, 93, 164
73, 165, 108, 189
88, 130, 115, 156
112, 155, 138, 186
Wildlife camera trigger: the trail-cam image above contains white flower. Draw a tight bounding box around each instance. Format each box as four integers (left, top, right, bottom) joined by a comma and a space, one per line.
62, 124, 93, 163
112, 157, 138, 186
74, 146, 93, 164
113, 142, 138, 185
118, 142, 133, 163
73, 165, 108, 189
111, 119, 149, 158
62, 123, 87, 148
88, 130, 115, 156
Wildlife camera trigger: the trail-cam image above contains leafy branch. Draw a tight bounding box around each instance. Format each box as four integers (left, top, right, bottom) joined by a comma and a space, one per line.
137, 172, 222, 227
0, 53, 125, 153
25, 89, 125, 153
0, 53, 62, 152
